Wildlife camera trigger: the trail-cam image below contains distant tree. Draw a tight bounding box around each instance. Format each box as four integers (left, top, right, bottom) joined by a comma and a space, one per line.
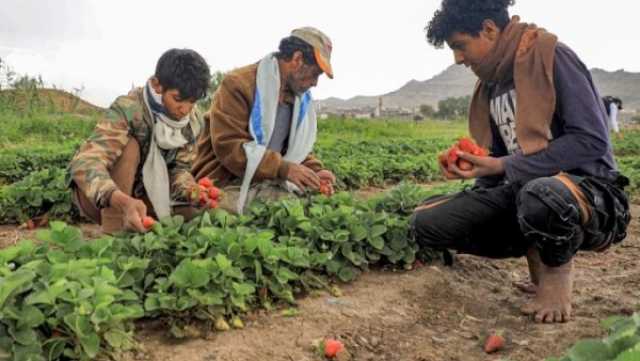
11, 74, 44, 90
419, 104, 435, 118
198, 70, 226, 112
435, 95, 471, 120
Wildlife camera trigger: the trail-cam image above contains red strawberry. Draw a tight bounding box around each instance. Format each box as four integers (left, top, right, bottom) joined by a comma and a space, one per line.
199, 192, 208, 206
208, 187, 220, 200
484, 332, 505, 353
458, 137, 476, 153
319, 180, 332, 196
324, 339, 344, 358
208, 199, 218, 209
198, 177, 213, 188
142, 216, 155, 229
457, 159, 474, 171
447, 145, 460, 165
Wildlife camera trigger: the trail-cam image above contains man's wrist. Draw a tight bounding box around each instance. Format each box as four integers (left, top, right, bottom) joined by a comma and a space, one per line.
279, 161, 292, 180
110, 190, 132, 212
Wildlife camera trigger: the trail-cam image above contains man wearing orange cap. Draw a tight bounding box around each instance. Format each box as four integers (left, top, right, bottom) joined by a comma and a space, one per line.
192, 27, 336, 214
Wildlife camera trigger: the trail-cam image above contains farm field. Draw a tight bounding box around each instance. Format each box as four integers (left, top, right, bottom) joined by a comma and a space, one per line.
1, 102, 639, 361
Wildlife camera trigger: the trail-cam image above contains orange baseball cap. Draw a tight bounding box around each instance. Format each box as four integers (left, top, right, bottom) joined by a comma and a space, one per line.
291, 27, 334, 79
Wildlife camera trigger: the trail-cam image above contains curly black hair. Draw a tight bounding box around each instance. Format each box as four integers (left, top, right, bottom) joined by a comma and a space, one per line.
155, 48, 211, 101
275, 36, 318, 66
426, 0, 515, 48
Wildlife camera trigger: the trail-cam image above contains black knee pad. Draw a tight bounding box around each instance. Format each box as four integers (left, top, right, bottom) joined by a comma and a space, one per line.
517, 177, 583, 266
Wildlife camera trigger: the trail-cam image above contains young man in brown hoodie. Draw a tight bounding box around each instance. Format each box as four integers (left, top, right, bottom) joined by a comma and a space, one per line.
192, 27, 336, 213
414, 0, 630, 323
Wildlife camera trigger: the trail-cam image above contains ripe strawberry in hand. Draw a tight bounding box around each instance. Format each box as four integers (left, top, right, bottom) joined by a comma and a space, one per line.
439, 137, 489, 173
319, 179, 332, 196
198, 177, 213, 188
457, 137, 476, 153
458, 159, 474, 171
208, 187, 220, 200
447, 145, 461, 165
142, 216, 155, 230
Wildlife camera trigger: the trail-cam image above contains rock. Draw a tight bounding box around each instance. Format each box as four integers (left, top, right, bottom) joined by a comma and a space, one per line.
369, 336, 381, 347
356, 335, 369, 346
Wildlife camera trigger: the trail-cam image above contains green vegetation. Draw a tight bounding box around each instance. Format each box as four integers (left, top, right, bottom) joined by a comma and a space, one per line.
0, 183, 462, 361
546, 313, 640, 361
0, 107, 638, 224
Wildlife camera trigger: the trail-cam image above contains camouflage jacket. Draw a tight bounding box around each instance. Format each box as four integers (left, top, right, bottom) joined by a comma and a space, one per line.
68, 87, 202, 209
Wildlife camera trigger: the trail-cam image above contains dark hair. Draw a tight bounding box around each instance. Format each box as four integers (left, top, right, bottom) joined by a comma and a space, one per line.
154, 48, 211, 101
275, 36, 317, 66
426, 0, 515, 47
603, 96, 624, 111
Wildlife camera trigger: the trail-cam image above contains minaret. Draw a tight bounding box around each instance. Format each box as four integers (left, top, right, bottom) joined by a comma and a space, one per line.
375, 96, 383, 118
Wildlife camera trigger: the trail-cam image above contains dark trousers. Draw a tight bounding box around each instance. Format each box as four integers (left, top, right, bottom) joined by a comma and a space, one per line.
410, 174, 630, 267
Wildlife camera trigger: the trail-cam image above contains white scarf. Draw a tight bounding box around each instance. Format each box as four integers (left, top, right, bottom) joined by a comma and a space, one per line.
238, 54, 318, 214
142, 81, 192, 219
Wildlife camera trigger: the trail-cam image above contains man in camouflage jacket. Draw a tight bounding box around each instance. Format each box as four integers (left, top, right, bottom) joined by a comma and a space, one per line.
69, 49, 211, 233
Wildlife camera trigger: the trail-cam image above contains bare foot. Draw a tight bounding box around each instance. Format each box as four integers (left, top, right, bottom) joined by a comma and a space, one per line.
514, 247, 542, 294
513, 280, 537, 294
520, 253, 573, 323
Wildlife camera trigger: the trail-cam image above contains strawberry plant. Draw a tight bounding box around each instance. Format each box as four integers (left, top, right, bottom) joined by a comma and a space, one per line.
546, 313, 640, 361
0, 168, 76, 224
0, 183, 460, 360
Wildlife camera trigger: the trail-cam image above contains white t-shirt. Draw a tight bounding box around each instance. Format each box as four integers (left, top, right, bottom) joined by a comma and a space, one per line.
609, 102, 620, 133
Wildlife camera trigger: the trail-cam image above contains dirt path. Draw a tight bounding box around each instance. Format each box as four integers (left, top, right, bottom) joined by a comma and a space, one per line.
129, 204, 639, 361
1, 206, 637, 361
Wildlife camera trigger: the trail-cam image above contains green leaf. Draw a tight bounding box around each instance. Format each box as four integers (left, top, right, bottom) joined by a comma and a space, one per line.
12, 327, 39, 346
104, 329, 127, 349
215, 254, 232, 271
78, 331, 100, 359
0, 269, 36, 308
232, 282, 256, 296
569, 340, 614, 361
614, 346, 640, 361
170, 260, 210, 289
337, 266, 357, 282
370, 224, 387, 237
17, 305, 45, 329
367, 236, 385, 250
275, 267, 299, 284
186, 289, 224, 306
351, 225, 368, 242
325, 259, 342, 275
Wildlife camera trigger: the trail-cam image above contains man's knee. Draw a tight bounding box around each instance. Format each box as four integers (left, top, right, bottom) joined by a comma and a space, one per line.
517, 177, 583, 266
409, 206, 447, 249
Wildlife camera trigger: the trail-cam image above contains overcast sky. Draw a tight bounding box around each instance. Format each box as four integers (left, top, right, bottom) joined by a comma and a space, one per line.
1, 0, 638, 107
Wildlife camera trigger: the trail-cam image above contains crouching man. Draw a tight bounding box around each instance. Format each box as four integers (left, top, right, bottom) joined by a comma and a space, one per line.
69, 48, 212, 233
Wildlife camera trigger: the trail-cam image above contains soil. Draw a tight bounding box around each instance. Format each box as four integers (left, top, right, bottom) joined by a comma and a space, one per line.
1, 204, 638, 361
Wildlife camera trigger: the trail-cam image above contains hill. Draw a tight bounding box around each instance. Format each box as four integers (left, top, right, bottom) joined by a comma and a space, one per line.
0, 88, 105, 115
318, 65, 640, 113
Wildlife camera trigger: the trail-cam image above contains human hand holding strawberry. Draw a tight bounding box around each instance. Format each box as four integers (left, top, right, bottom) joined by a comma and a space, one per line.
439, 137, 498, 180
190, 177, 221, 209
110, 190, 148, 232
317, 169, 336, 196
